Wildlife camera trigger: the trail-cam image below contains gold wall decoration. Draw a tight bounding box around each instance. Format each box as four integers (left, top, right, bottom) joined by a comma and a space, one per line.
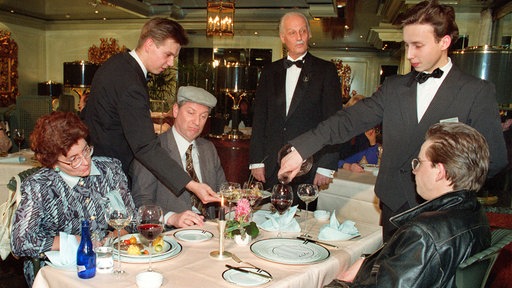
331, 59, 352, 103
88, 38, 127, 64
0, 30, 19, 107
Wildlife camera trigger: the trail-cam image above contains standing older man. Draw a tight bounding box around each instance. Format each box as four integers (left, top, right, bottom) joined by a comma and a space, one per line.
82, 18, 218, 206
249, 12, 342, 208
131, 86, 226, 228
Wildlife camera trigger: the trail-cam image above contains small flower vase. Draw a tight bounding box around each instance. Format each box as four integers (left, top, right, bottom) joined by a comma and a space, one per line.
234, 234, 252, 246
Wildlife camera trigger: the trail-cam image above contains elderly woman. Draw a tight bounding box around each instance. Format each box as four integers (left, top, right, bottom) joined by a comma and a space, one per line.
11, 112, 135, 285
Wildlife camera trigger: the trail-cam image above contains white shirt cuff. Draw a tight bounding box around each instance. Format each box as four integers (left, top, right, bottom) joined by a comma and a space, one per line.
249, 163, 265, 169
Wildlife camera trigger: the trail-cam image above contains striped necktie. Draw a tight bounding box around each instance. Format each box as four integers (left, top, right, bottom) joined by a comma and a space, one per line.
185, 144, 205, 215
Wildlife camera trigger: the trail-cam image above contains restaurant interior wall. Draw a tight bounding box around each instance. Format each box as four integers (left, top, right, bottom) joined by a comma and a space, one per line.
0, 18, 46, 98
0, 8, 509, 104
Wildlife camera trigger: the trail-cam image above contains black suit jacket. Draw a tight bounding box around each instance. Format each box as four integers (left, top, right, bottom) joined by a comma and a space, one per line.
81, 52, 191, 195
291, 65, 507, 211
250, 52, 343, 187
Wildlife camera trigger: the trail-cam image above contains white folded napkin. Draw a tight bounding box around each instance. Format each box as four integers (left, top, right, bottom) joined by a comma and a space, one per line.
0, 156, 25, 163
257, 205, 301, 233
318, 211, 360, 241
45, 232, 79, 270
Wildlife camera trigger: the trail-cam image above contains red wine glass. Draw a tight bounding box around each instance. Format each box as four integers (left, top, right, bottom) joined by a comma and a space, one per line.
137, 205, 163, 272
271, 183, 293, 238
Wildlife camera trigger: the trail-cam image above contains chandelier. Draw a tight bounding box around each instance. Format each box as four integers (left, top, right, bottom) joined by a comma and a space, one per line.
206, 0, 235, 37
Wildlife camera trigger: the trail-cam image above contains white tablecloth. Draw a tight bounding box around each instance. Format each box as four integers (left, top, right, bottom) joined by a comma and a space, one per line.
33, 210, 382, 288
318, 169, 381, 226
0, 150, 38, 203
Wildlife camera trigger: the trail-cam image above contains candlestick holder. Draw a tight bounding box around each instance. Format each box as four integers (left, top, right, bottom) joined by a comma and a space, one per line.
210, 219, 232, 260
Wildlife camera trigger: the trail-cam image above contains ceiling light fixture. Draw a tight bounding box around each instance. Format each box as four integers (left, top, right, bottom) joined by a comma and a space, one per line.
207, 0, 235, 37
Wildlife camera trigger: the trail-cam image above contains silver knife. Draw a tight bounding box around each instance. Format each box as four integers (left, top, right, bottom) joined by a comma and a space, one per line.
297, 236, 339, 249
225, 265, 272, 279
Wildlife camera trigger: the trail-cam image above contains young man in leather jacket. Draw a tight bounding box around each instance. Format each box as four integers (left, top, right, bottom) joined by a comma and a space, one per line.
327, 122, 491, 287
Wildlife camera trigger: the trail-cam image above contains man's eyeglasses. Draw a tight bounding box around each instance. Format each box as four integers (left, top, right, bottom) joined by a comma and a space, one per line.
411, 158, 432, 170
58, 145, 94, 169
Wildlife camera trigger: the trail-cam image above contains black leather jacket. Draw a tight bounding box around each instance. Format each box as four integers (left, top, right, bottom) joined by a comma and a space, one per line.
351, 190, 490, 288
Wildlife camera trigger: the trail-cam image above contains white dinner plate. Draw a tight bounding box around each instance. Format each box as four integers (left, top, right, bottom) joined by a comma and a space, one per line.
250, 238, 330, 265
222, 267, 272, 286
113, 234, 177, 260
118, 238, 182, 264
173, 229, 213, 243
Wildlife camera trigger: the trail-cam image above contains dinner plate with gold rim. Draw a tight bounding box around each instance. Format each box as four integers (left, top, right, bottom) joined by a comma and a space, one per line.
173, 229, 213, 243
222, 267, 272, 286
250, 238, 330, 265
113, 234, 176, 259
118, 238, 182, 264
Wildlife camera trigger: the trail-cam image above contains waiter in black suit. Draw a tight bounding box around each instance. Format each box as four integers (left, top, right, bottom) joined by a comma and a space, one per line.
249, 12, 343, 209
82, 18, 218, 204
278, 0, 507, 241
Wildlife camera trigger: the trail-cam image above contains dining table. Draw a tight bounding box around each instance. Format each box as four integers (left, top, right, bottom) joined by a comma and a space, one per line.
318, 168, 381, 226
0, 149, 39, 203
32, 207, 382, 288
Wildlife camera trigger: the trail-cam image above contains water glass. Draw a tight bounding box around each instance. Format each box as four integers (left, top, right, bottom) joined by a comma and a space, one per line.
94, 246, 114, 274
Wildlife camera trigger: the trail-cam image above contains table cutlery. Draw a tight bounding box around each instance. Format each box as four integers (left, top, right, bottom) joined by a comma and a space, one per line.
297, 236, 339, 249
231, 253, 261, 272
225, 265, 272, 279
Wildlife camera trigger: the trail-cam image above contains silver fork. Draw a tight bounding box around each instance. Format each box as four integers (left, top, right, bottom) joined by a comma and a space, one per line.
231, 253, 262, 272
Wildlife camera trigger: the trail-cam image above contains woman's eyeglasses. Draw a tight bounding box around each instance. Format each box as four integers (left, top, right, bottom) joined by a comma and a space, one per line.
58, 145, 94, 169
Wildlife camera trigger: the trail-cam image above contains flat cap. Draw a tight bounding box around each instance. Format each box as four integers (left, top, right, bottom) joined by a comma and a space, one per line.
177, 86, 217, 108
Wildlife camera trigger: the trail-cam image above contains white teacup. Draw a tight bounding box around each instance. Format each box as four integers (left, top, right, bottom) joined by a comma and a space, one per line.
136, 271, 164, 288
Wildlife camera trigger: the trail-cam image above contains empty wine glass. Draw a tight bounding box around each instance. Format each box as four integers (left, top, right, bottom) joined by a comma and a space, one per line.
220, 182, 241, 220
243, 181, 264, 208
137, 205, 163, 272
271, 183, 293, 238
105, 201, 133, 275
297, 184, 319, 237
277, 143, 313, 184
12, 128, 25, 154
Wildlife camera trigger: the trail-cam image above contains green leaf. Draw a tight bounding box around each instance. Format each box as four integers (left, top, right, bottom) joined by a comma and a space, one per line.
245, 222, 260, 238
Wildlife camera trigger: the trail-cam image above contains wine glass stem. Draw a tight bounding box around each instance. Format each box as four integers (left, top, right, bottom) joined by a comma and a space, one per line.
304, 203, 309, 235
116, 228, 122, 272
148, 243, 153, 271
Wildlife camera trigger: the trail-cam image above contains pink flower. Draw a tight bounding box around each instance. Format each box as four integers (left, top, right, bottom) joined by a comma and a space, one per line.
234, 198, 251, 222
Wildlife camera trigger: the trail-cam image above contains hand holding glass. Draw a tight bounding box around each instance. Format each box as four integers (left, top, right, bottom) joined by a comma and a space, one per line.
277, 144, 313, 184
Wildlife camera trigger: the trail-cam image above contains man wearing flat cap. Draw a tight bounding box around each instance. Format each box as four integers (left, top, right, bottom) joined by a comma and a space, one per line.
131, 86, 226, 227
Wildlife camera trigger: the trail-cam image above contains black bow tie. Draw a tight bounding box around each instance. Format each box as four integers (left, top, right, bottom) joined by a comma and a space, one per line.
415, 68, 443, 84
284, 59, 304, 69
